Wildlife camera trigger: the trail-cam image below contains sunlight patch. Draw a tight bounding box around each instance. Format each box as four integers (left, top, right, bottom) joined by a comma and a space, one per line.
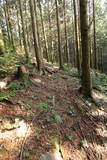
16, 120, 30, 138
33, 78, 42, 83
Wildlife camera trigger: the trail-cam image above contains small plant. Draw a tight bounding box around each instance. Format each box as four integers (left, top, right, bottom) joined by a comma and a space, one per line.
44, 115, 51, 122
64, 133, 72, 141
47, 99, 53, 103
8, 82, 22, 90
67, 105, 75, 116
0, 90, 16, 101
39, 103, 48, 112
51, 110, 62, 124
71, 123, 78, 130
46, 95, 54, 99
51, 74, 60, 79
80, 139, 89, 148
67, 67, 79, 77
31, 94, 37, 100
18, 101, 31, 110
34, 127, 42, 139
23, 151, 30, 159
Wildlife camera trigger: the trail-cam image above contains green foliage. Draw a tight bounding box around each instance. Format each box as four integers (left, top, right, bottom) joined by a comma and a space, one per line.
64, 133, 72, 141
44, 115, 51, 122
51, 110, 62, 124
23, 152, 30, 159
66, 67, 79, 77
67, 105, 75, 116
34, 127, 42, 139
8, 82, 22, 90
46, 95, 54, 99
71, 123, 78, 130
0, 52, 19, 77
80, 139, 89, 148
92, 71, 107, 94
39, 103, 48, 112
0, 90, 15, 101
0, 82, 23, 101
51, 74, 60, 79
18, 101, 31, 110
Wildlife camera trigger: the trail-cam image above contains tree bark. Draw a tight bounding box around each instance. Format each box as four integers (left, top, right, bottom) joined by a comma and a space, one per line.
63, 0, 69, 63
16, 1, 22, 48
73, 0, 81, 73
55, 0, 64, 70
5, 0, 15, 49
18, 0, 29, 62
37, 0, 49, 62
29, 0, 41, 71
93, 0, 97, 70
79, 0, 92, 97
0, 28, 4, 55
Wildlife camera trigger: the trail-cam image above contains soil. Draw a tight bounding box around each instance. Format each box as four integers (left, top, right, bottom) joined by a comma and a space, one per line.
0, 70, 107, 160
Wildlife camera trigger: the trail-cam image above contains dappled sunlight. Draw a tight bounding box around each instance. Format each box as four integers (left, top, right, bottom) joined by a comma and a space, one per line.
91, 109, 105, 116
16, 120, 29, 138
93, 91, 107, 102
0, 119, 31, 139
0, 81, 7, 89
33, 78, 43, 84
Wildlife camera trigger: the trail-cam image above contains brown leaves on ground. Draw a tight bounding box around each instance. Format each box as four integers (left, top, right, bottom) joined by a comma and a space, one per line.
0, 71, 107, 160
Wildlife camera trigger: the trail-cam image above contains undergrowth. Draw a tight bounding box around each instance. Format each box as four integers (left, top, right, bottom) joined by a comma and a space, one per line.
0, 82, 22, 101
92, 71, 107, 94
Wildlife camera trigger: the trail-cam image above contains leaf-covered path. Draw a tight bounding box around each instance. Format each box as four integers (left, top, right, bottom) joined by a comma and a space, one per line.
0, 71, 107, 160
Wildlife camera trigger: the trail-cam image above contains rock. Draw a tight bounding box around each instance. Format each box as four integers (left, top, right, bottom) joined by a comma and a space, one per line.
40, 150, 62, 160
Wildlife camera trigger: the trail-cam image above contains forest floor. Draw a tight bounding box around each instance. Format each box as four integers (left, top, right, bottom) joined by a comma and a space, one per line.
0, 68, 107, 160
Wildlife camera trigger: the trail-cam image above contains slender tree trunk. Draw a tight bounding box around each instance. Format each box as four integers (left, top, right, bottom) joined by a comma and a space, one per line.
18, 0, 29, 62
88, 0, 93, 68
55, 0, 64, 69
63, 0, 69, 63
79, 0, 92, 97
25, 1, 31, 52
3, 3, 11, 45
34, 0, 43, 63
93, 0, 97, 69
73, 0, 81, 73
37, 0, 49, 62
0, 27, 4, 55
16, 1, 22, 48
29, 0, 41, 71
5, 0, 15, 49
47, 0, 53, 63
100, 48, 103, 73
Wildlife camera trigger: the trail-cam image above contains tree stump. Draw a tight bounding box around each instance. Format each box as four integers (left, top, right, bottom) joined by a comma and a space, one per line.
16, 65, 29, 81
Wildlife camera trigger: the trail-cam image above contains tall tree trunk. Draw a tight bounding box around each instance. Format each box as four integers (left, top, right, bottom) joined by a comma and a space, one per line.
63, 0, 69, 63
5, 0, 15, 49
25, 1, 31, 52
0, 27, 4, 55
47, 0, 53, 63
16, 1, 22, 48
3, 3, 11, 45
73, 0, 81, 73
34, 0, 43, 63
29, 0, 41, 71
79, 0, 92, 97
93, 0, 97, 69
88, 0, 93, 68
100, 48, 103, 73
18, 0, 29, 62
55, 0, 64, 70
37, 0, 49, 62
